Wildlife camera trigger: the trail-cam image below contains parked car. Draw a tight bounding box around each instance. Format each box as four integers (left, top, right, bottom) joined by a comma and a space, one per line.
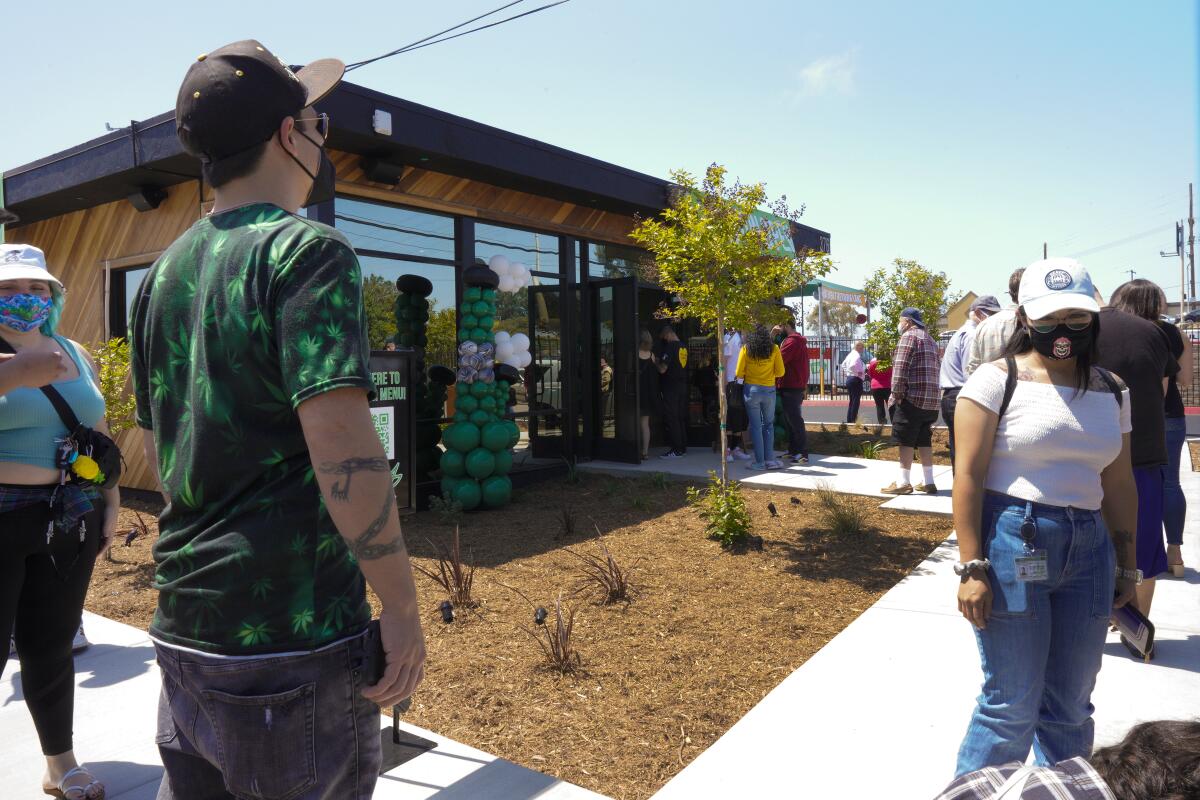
1184, 309, 1200, 323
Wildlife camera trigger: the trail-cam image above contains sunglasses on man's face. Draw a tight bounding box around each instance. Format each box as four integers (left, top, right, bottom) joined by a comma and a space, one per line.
294, 112, 331, 141
1028, 312, 1093, 334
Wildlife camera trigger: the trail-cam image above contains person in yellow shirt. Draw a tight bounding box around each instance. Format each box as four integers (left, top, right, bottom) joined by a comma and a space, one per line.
736, 324, 786, 469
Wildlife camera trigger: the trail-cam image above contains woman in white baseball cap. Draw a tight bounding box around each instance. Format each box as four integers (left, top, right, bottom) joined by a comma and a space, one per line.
948, 257, 1140, 776
0, 243, 117, 799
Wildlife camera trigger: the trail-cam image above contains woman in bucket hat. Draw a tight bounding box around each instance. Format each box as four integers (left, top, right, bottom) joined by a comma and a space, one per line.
949, 258, 1139, 777
0, 243, 117, 799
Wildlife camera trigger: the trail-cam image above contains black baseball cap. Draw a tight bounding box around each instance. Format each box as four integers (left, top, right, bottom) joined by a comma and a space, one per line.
176, 39, 343, 163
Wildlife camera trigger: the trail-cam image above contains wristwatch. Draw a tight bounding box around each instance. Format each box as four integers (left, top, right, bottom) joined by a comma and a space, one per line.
1115, 566, 1144, 586
954, 559, 991, 577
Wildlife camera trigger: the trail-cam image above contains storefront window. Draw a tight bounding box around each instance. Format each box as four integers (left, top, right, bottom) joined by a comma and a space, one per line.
355, 255, 458, 364
108, 265, 150, 340
336, 197, 455, 261
475, 222, 560, 276
588, 242, 648, 279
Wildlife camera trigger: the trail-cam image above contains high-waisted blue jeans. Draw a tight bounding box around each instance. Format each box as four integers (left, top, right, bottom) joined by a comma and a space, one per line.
954, 493, 1115, 777
742, 384, 777, 465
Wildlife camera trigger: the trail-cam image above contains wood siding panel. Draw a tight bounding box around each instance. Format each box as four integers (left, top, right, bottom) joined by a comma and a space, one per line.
8, 181, 203, 492
330, 150, 638, 244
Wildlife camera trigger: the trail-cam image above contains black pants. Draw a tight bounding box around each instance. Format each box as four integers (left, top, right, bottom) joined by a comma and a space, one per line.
778, 388, 809, 457
661, 381, 688, 454
941, 387, 961, 471
845, 377, 864, 423
0, 497, 103, 756
872, 388, 890, 425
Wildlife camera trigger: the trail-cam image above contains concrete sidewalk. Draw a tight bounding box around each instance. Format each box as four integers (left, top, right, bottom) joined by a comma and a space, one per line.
582, 449, 954, 516
651, 442, 1200, 800
1, 613, 608, 800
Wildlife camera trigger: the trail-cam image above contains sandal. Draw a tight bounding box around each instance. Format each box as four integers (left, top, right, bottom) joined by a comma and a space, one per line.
44, 766, 105, 799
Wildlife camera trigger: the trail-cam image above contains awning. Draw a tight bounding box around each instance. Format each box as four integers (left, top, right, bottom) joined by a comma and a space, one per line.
788, 278, 866, 306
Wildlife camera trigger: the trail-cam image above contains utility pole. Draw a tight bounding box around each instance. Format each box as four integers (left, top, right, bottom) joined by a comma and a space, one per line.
1126, 268, 1137, 282
1189, 182, 1195, 306
1043, 242, 1047, 259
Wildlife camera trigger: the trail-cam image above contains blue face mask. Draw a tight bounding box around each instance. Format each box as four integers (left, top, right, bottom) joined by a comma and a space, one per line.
0, 293, 53, 333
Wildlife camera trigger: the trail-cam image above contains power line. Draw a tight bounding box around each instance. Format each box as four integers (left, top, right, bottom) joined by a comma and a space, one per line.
346, 1, 571, 71
1066, 224, 1171, 259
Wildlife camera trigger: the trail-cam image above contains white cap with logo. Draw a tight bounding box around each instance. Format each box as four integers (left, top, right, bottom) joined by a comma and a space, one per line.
0, 244, 63, 289
1018, 257, 1099, 320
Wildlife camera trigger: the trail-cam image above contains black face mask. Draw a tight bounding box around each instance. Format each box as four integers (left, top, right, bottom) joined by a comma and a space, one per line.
284, 129, 336, 208
1028, 324, 1092, 360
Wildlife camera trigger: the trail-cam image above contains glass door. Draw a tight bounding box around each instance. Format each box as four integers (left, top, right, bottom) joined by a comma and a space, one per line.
527, 283, 567, 459
588, 277, 640, 462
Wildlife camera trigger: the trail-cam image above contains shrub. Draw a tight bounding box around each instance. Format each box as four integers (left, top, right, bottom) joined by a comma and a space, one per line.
412, 526, 477, 609
687, 471, 752, 548
568, 528, 641, 605
499, 584, 583, 674
814, 481, 869, 536
650, 472, 669, 491
428, 495, 463, 526
856, 440, 885, 459
556, 506, 578, 540
563, 458, 583, 485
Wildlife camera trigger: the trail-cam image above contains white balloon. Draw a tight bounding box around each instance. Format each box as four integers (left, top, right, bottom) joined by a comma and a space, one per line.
502, 355, 521, 369
511, 333, 530, 352
488, 255, 510, 273
495, 342, 513, 361
493, 330, 511, 344
518, 351, 533, 368
492, 260, 510, 277
498, 275, 515, 293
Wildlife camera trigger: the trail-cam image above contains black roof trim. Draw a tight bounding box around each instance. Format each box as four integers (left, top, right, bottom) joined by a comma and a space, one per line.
2, 79, 828, 248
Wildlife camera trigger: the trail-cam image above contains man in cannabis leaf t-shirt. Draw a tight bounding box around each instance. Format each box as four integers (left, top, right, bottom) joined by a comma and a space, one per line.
130, 40, 424, 799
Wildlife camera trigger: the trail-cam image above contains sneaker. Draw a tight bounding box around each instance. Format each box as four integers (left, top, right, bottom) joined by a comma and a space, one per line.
731, 448, 752, 461
747, 462, 769, 471
915, 483, 938, 495
765, 460, 784, 470
881, 482, 913, 495
799, 455, 810, 465
659, 451, 683, 460
72, 625, 89, 653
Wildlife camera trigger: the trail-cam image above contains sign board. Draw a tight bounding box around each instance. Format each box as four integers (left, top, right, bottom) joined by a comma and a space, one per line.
368, 350, 415, 513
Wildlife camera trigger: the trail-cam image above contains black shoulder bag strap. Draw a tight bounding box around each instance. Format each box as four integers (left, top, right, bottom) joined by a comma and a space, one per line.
998, 355, 1018, 419
1094, 367, 1125, 408
0, 334, 86, 436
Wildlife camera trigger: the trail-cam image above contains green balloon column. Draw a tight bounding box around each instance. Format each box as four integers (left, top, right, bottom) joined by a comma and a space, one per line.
394, 275, 439, 483
439, 265, 521, 511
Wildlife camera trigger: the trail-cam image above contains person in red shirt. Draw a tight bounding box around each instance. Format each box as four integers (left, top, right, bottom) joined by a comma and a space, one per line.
867, 357, 894, 426
776, 317, 810, 464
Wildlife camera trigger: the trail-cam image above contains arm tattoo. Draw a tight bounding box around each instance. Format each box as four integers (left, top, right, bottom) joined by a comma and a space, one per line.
349, 489, 406, 561
1110, 529, 1134, 551
319, 457, 389, 502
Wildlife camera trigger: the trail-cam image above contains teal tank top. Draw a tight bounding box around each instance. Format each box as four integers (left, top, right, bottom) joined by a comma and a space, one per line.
0, 336, 107, 470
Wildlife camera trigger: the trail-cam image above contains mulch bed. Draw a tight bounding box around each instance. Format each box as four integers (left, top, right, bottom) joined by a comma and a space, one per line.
90, 477, 951, 800
1190, 440, 1200, 472
802, 423, 953, 465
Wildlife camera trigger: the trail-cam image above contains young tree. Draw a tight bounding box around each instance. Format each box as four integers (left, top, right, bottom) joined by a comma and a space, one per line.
805, 302, 860, 339
362, 274, 399, 350
630, 164, 832, 486
864, 258, 960, 368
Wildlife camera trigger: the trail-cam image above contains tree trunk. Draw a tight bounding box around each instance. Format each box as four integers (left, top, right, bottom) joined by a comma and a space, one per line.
716, 307, 729, 488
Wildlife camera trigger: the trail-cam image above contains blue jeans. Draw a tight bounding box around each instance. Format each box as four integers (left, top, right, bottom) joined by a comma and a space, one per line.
743, 384, 777, 465
954, 493, 1115, 777
155, 632, 381, 799
1164, 416, 1187, 547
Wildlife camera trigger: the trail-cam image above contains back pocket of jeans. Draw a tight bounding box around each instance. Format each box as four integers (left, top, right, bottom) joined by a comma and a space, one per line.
201, 683, 316, 800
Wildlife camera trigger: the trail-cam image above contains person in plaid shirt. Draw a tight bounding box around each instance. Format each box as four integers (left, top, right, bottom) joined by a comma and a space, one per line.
883, 307, 942, 495
935, 719, 1200, 799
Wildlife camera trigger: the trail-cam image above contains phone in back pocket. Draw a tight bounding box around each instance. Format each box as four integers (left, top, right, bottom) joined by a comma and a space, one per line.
363, 619, 386, 686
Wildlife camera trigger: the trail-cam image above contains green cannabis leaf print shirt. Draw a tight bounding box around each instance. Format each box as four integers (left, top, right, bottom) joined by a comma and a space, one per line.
130, 203, 375, 655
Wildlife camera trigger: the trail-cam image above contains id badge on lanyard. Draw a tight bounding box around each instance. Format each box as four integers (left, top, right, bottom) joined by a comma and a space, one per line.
1015, 512, 1048, 583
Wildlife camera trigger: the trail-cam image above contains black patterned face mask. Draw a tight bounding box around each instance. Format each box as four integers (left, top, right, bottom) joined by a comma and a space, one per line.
1028, 324, 1092, 360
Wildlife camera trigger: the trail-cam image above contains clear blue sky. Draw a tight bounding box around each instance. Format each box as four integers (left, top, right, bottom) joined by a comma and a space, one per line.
2, 1, 1196, 304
